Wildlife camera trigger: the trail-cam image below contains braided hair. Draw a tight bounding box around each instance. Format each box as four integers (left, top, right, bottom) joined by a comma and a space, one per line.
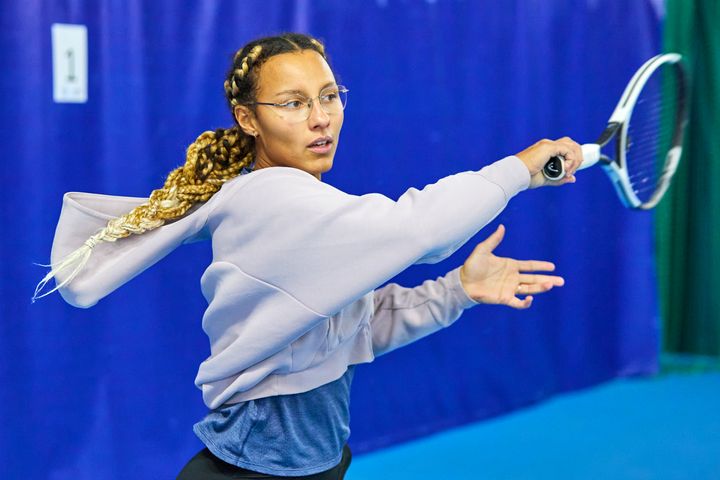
34, 33, 329, 301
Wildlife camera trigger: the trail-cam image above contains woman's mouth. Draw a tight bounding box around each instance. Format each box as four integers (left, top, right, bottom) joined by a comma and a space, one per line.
307, 137, 333, 154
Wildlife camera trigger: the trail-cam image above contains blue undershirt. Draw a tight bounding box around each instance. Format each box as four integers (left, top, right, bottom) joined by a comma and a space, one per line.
193, 365, 355, 477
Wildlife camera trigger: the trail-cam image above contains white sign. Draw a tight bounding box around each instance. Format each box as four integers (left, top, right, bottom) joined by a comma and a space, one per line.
51, 24, 88, 103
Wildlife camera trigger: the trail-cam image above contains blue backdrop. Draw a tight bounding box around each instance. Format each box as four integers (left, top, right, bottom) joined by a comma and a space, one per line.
0, 1, 662, 478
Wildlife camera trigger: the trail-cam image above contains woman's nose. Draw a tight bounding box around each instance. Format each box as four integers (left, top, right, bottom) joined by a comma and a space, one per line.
307, 100, 331, 128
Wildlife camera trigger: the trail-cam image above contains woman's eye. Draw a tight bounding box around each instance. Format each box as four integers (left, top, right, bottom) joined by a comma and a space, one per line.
281, 100, 304, 110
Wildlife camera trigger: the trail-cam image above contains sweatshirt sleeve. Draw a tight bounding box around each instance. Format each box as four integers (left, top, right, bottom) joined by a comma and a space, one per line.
48, 191, 210, 308
212, 155, 529, 318
370, 266, 479, 357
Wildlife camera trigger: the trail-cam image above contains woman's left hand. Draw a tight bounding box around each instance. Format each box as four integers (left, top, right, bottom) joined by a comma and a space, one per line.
459, 225, 564, 309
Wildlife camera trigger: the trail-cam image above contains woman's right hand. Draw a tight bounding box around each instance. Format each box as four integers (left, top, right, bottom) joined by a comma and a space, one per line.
515, 137, 583, 188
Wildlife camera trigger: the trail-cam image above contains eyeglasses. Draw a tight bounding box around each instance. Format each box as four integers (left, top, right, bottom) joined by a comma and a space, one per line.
250, 85, 349, 123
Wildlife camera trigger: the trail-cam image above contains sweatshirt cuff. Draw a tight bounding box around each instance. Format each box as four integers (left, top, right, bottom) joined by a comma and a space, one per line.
447, 266, 481, 309
478, 155, 531, 201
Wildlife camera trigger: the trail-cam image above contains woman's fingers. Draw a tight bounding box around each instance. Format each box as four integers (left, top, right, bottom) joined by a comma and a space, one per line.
475, 224, 506, 253
484, 253, 566, 309
507, 295, 533, 309
518, 273, 565, 287
516, 281, 559, 295
555, 136, 584, 176
517, 260, 556, 272
515, 267, 564, 298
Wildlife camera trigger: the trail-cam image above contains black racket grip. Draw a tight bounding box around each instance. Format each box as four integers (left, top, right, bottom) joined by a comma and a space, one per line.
543, 156, 565, 180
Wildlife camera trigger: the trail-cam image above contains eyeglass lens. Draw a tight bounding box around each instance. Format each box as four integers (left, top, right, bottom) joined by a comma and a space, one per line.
286, 88, 348, 122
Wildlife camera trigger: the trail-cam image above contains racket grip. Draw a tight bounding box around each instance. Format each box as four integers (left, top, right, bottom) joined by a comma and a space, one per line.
542, 144, 601, 180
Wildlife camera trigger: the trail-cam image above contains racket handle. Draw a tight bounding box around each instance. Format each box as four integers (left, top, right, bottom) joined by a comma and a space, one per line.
542, 144, 601, 180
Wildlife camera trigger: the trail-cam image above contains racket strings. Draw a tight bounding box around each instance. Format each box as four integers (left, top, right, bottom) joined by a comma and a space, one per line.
627, 115, 677, 172
624, 66, 682, 202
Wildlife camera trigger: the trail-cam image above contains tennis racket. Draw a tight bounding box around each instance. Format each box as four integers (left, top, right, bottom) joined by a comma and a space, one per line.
543, 53, 688, 209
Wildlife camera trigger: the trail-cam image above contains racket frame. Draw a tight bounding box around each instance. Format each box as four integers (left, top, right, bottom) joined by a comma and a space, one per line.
601, 53, 688, 209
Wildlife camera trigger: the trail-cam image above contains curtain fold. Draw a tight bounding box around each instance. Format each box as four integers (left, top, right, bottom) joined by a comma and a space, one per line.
659, 0, 720, 355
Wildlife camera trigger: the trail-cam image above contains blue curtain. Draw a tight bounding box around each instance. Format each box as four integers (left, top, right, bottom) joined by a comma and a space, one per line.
0, 1, 661, 478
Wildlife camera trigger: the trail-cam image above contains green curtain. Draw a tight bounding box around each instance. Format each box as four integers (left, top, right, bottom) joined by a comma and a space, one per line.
658, 0, 720, 355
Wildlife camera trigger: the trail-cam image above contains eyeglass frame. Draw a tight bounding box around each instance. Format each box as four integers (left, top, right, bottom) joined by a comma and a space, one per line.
247, 85, 349, 123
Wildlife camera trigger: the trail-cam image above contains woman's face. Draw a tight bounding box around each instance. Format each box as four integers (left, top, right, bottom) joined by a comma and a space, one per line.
236, 50, 343, 181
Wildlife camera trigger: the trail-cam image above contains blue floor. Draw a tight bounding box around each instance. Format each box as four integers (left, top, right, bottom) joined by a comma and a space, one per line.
347, 373, 720, 479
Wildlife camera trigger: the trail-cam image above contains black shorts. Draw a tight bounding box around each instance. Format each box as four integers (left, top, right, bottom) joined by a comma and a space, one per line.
176, 444, 352, 480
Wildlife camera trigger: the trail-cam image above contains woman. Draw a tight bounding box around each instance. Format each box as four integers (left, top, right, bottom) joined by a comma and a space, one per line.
36, 33, 582, 479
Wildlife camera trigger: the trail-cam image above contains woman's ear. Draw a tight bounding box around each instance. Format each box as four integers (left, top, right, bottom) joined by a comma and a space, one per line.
234, 105, 259, 137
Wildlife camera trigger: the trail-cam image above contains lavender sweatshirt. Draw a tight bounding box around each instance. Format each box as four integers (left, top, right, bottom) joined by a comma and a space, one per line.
50, 156, 530, 409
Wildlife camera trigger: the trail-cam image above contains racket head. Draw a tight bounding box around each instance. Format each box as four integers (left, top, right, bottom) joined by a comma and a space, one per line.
607, 53, 688, 209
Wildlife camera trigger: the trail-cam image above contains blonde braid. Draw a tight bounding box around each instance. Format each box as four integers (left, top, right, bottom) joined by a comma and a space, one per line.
224, 45, 263, 106
32, 127, 254, 301
309, 38, 326, 56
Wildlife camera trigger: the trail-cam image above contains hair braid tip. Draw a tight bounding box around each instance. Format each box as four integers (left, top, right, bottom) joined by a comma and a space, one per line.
31, 230, 105, 303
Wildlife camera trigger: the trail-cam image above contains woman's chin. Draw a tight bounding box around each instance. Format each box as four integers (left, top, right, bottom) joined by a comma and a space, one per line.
310, 158, 334, 179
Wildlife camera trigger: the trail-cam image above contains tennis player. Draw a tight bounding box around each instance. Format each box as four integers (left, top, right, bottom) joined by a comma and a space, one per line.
37, 33, 582, 479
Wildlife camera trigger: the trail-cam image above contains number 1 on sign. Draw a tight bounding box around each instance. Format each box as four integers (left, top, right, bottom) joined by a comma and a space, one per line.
51, 24, 88, 103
